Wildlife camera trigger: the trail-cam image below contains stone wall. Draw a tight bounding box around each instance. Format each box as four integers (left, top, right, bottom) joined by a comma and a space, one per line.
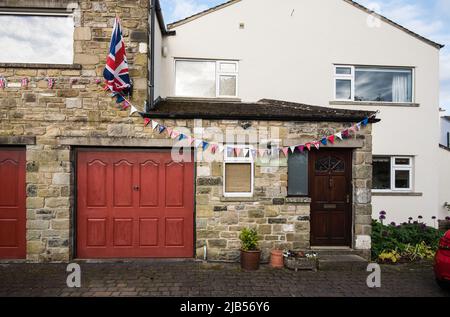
0, 0, 150, 262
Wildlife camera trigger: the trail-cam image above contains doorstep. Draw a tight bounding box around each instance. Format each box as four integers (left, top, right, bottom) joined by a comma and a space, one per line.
317, 254, 368, 271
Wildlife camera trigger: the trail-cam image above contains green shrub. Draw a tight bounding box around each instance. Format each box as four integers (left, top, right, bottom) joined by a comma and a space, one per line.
239, 228, 259, 251
371, 219, 445, 262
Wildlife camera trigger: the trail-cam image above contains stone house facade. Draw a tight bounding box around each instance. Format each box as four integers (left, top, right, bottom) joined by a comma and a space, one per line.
0, 0, 375, 262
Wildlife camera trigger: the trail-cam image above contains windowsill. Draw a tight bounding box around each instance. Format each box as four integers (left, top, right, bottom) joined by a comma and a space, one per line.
286, 197, 311, 204
372, 191, 423, 197
330, 101, 419, 107
166, 96, 242, 103
0, 63, 82, 70
220, 196, 257, 202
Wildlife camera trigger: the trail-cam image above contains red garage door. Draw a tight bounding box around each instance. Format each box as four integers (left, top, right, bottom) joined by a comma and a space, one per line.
77, 149, 194, 258
0, 148, 26, 259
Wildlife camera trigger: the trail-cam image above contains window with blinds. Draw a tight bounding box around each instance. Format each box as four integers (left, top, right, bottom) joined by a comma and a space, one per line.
223, 146, 254, 197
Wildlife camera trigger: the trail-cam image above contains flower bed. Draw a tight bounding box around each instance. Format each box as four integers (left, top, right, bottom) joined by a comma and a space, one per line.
372, 212, 445, 264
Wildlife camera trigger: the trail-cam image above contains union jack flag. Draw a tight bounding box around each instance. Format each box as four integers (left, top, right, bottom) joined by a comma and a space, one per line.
103, 16, 131, 94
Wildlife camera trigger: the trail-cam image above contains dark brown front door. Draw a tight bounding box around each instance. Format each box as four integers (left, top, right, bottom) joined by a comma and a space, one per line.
310, 149, 352, 246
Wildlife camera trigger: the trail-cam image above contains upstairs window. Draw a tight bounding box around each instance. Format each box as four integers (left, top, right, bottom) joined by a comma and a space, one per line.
175, 60, 238, 98
334, 66, 413, 103
0, 12, 74, 64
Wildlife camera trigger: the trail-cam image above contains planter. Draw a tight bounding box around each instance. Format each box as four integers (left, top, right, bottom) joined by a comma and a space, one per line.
240, 249, 261, 271
270, 250, 284, 268
283, 250, 318, 272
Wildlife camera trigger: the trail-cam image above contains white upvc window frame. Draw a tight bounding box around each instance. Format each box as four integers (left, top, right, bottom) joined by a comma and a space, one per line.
391, 157, 413, 191
333, 65, 415, 103
334, 65, 355, 101
223, 145, 254, 198
372, 156, 414, 192
174, 59, 239, 98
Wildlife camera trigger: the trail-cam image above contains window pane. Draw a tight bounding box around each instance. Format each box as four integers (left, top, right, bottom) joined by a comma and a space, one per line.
288, 152, 308, 196
355, 68, 412, 102
175, 61, 216, 97
394, 158, 410, 165
336, 79, 352, 100
336, 67, 352, 75
225, 163, 252, 193
0, 15, 74, 64
219, 75, 237, 96
220, 62, 237, 72
395, 170, 410, 189
373, 157, 391, 190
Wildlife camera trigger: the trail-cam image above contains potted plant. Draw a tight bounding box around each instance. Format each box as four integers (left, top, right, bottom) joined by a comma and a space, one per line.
239, 228, 261, 270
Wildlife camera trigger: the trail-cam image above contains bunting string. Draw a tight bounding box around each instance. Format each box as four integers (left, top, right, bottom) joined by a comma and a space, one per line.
97, 78, 378, 158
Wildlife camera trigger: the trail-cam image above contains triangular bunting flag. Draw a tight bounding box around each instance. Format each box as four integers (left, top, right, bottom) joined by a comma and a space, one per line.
250, 149, 257, 158
116, 94, 125, 103
122, 101, 130, 110
129, 105, 138, 116
321, 138, 327, 146
290, 146, 296, 153
259, 149, 266, 157
336, 132, 343, 140
179, 134, 185, 141
297, 145, 305, 152
342, 129, 349, 138
282, 147, 289, 157
202, 141, 209, 151
187, 136, 195, 145
234, 148, 242, 157
171, 130, 180, 139
327, 135, 335, 144
144, 118, 151, 127
210, 144, 218, 154
349, 126, 357, 133
158, 125, 166, 134
362, 118, 369, 126
166, 127, 173, 137
305, 143, 312, 151
218, 145, 225, 153
313, 142, 320, 150
195, 139, 203, 148
356, 123, 362, 131
151, 120, 159, 130
243, 149, 250, 158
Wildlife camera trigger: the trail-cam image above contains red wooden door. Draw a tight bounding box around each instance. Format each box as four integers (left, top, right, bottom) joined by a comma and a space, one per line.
77, 149, 194, 258
0, 148, 26, 259
310, 149, 352, 246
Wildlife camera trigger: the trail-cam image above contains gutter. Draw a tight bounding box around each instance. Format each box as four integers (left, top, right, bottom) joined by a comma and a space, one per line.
146, 0, 175, 113
147, 0, 156, 112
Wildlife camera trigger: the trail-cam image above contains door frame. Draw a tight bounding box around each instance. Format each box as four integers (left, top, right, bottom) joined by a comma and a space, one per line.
308, 148, 353, 247
72, 146, 197, 259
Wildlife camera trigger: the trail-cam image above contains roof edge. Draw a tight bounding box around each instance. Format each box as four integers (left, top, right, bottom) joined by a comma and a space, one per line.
167, 0, 241, 30
166, 0, 444, 49
344, 0, 444, 49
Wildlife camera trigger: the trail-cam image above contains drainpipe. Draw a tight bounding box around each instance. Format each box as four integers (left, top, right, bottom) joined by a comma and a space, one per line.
147, 0, 156, 112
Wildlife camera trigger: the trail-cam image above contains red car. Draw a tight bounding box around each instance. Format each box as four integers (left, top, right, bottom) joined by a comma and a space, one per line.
435, 230, 450, 288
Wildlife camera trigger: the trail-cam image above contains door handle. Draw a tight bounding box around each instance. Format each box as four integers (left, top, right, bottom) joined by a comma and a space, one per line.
133, 185, 140, 191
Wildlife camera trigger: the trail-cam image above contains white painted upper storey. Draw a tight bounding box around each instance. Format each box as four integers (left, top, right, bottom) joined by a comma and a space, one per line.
154, 0, 447, 224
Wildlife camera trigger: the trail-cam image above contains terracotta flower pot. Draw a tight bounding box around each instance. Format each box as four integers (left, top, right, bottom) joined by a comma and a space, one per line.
240, 249, 261, 270
270, 250, 284, 268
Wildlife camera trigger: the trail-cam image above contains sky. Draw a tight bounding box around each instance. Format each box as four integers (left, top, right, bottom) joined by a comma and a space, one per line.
160, 0, 450, 112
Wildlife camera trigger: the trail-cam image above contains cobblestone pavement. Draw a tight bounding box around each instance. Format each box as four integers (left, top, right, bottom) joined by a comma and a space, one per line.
0, 261, 449, 297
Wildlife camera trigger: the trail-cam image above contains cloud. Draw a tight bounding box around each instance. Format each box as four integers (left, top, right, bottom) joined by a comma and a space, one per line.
164, 0, 209, 23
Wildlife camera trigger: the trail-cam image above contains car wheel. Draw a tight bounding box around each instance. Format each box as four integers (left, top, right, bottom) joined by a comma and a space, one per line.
436, 278, 450, 290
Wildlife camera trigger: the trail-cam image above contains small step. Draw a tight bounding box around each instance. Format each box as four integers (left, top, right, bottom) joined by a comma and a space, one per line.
318, 254, 368, 271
